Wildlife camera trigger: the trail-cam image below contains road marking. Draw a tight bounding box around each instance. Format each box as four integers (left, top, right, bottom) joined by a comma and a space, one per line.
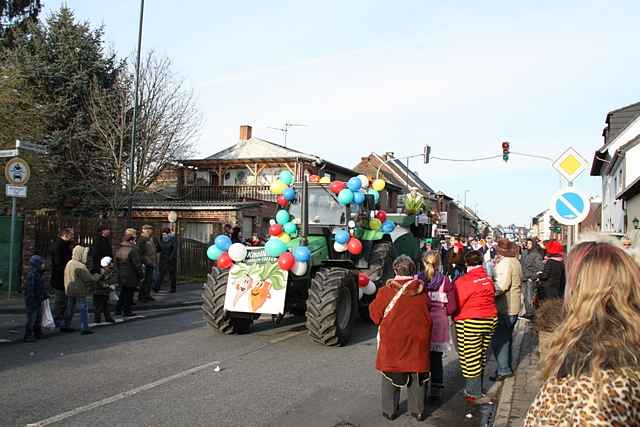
191, 320, 206, 325
268, 330, 307, 344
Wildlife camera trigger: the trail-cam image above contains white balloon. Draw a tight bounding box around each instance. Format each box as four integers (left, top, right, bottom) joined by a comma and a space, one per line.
291, 261, 308, 276
363, 280, 377, 296
228, 243, 248, 262
333, 242, 348, 253
269, 219, 276, 225
358, 287, 364, 300
357, 174, 369, 189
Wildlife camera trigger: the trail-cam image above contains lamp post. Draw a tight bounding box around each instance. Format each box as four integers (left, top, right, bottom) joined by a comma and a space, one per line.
464, 190, 470, 209
127, 0, 145, 226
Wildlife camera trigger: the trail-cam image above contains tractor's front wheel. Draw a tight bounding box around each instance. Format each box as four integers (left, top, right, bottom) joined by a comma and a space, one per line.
202, 269, 252, 335
306, 267, 358, 346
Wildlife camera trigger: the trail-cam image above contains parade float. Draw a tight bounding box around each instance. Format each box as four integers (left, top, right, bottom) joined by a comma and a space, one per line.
201, 171, 396, 346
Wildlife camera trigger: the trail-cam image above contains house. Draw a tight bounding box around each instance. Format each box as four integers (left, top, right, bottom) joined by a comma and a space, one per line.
591, 101, 640, 235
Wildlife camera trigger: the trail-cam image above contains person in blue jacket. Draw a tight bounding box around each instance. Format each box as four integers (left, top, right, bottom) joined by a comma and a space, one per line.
24, 255, 46, 342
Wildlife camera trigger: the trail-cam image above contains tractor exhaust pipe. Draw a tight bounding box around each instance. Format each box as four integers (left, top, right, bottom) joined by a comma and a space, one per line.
301, 178, 309, 244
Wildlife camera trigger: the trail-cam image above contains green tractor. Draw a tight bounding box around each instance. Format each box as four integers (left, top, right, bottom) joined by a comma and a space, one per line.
201, 180, 395, 346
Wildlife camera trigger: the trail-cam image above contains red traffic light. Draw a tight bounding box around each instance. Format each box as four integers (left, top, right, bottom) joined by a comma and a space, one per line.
501, 142, 510, 150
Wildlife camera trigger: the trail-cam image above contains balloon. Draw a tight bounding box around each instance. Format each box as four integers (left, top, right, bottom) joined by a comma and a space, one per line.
358, 273, 369, 288
207, 245, 224, 261
278, 252, 295, 270
279, 233, 291, 244
333, 241, 348, 253
319, 176, 331, 184
308, 175, 320, 183
337, 189, 354, 205
369, 218, 382, 230
283, 187, 296, 201
375, 210, 387, 222
372, 179, 386, 192
265, 238, 288, 257
270, 180, 288, 195
358, 287, 364, 300
269, 219, 276, 225
217, 252, 233, 270
334, 229, 349, 245
363, 280, 377, 296
291, 261, 308, 276
284, 222, 297, 235
329, 181, 346, 194
347, 177, 362, 192
353, 191, 365, 205
382, 220, 396, 233
279, 170, 294, 186
228, 243, 248, 262
367, 188, 380, 203
269, 224, 283, 237
347, 238, 363, 255
357, 175, 369, 189
276, 210, 290, 225
277, 195, 289, 208
214, 235, 232, 252
294, 246, 311, 262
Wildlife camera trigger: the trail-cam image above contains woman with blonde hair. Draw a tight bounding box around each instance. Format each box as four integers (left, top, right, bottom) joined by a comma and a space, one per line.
524, 239, 640, 426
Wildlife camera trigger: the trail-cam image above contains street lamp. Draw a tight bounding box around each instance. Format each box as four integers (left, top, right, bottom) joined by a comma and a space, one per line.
464, 190, 470, 208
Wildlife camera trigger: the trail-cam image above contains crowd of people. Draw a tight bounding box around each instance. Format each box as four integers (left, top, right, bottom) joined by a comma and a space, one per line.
369, 233, 640, 424
23, 224, 177, 340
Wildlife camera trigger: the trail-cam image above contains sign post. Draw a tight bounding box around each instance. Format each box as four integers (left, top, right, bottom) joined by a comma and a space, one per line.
4, 157, 30, 299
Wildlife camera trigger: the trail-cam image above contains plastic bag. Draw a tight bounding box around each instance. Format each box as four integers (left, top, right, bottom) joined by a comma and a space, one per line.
109, 290, 119, 304
41, 299, 55, 330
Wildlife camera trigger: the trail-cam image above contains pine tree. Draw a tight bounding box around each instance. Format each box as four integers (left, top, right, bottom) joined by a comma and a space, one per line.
0, 0, 41, 48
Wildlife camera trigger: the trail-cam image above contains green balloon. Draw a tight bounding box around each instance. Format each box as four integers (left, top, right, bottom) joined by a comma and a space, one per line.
276, 210, 290, 225
265, 238, 288, 257
338, 189, 354, 205
367, 189, 380, 203
279, 170, 294, 186
284, 221, 297, 235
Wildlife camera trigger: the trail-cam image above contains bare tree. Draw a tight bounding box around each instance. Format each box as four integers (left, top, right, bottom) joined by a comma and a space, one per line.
85, 51, 200, 215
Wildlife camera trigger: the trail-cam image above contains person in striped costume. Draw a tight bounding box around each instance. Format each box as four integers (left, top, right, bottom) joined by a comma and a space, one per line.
453, 250, 498, 404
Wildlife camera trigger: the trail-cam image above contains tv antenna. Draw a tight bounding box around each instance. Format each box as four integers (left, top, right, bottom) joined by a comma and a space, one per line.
268, 122, 308, 147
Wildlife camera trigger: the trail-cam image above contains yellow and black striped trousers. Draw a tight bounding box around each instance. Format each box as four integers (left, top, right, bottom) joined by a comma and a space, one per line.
455, 318, 497, 379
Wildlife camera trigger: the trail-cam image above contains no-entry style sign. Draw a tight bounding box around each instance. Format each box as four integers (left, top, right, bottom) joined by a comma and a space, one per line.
550, 188, 590, 226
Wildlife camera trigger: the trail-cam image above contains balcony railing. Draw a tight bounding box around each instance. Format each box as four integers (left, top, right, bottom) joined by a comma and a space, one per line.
181, 185, 277, 203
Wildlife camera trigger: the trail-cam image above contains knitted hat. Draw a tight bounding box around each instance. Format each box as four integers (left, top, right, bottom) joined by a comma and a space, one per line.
545, 240, 564, 255
100, 256, 113, 268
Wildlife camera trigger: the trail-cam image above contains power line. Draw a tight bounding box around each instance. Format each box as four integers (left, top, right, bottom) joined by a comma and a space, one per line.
510, 152, 554, 162
431, 154, 502, 162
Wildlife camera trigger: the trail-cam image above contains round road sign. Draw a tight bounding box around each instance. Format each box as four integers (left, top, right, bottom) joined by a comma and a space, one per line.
4, 157, 30, 185
550, 187, 590, 226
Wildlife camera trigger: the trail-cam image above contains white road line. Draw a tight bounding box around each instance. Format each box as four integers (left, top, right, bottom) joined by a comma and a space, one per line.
268, 330, 307, 344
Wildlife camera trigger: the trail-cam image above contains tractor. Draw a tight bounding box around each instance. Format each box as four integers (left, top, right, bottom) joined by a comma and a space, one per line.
201, 179, 395, 346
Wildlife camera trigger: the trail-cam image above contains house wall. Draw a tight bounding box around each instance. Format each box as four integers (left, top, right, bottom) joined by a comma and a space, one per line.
627, 196, 640, 236
222, 167, 282, 186
625, 144, 640, 187
602, 160, 626, 233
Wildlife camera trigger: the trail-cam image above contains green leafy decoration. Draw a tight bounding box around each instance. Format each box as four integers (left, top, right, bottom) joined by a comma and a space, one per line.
260, 263, 286, 291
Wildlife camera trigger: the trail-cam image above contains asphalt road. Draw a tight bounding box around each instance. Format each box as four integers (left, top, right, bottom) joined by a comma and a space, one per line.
0, 308, 498, 427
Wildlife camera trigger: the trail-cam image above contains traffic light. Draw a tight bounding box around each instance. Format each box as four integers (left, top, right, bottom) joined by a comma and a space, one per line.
424, 145, 431, 164
502, 141, 510, 162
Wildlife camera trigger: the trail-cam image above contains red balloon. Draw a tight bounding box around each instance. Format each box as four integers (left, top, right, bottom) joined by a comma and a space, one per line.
217, 252, 233, 270
329, 181, 346, 194
269, 224, 283, 236
278, 252, 295, 271
277, 195, 289, 208
347, 238, 363, 255
375, 210, 387, 222
308, 175, 320, 183
358, 273, 369, 288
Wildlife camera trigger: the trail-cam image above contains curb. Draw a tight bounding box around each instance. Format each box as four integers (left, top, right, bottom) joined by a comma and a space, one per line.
493, 320, 529, 427
0, 299, 202, 315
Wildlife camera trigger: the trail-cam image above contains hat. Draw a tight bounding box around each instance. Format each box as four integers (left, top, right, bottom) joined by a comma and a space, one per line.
497, 239, 517, 257
545, 240, 564, 256
100, 256, 113, 267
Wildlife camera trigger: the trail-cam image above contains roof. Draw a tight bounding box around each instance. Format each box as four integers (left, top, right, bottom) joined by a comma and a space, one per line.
131, 191, 261, 210
606, 100, 640, 119
365, 153, 435, 194
206, 137, 318, 161
592, 101, 640, 176
618, 175, 640, 201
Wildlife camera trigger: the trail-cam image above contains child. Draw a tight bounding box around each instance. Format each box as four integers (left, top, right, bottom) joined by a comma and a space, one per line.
24, 255, 46, 342
369, 255, 432, 422
93, 256, 116, 323
419, 250, 457, 400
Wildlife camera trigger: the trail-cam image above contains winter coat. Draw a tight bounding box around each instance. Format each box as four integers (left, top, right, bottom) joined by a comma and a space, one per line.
115, 241, 143, 288
494, 256, 523, 316
418, 271, 456, 352
520, 249, 544, 282
49, 237, 73, 290
94, 268, 117, 296
88, 235, 113, 274
25, 256, 46, 309
159, 236, 177, 268
453, 267, 497, 321
538, 258, 565, 301
137, 236, 157, 267
64, 246, 100, 297
369, 277, 432, 373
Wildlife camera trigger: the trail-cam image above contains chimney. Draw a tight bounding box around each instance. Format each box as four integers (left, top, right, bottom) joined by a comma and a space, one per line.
239, 125, 252, 141
384, 152, 394, 160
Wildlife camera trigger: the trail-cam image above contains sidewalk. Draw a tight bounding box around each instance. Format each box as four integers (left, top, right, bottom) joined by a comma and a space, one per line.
493, 320, 541, 427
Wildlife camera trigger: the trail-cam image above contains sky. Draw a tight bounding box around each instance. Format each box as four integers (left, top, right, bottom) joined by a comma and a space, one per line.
44, 1, 640, 226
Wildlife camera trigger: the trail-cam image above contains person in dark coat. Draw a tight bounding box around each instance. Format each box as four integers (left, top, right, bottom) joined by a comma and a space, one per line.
137, 225, 157, 303
537, 240, 565, 302
88, 225, 113, 274
93, 257, 116, 324
115, 229, 143, 317
49, 228, 74, 327
156, 228, 177, 293
24, 255, 46, 342
520, 238, 544, 318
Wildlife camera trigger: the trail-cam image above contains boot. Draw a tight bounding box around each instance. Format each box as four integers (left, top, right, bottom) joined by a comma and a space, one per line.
105, 315, 116, 324
94, 315, 102, 324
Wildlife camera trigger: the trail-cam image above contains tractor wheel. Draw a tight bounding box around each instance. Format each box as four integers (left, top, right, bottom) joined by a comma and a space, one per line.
306, 267, 358, 346
359, 241, 394, 322
202, 269, 252, 335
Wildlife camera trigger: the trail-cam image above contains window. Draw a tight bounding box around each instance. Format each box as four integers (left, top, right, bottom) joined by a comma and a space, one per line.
196, 171, 210, 185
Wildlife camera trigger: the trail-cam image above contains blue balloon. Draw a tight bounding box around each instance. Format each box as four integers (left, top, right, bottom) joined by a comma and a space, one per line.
283, 187, 296, 201
337, 189, 354, 205
382, 220, 396, 233
353, 191, 365, 205
284, 222, 297, 235
276, 210, 291, 225
214, 235, 232, 251
368, 188, 380, 203
334, 229, 349, 245
207, 245, 224, 261
347, 177, 362, 192
279, 170, 294, 186
265, 237, 288, 257
294, 246, 311, 262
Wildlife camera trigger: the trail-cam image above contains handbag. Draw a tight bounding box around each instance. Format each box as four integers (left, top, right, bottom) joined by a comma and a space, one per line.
40, 299, 55, 330
109, 289, 119, 304
376, 280, 412, 348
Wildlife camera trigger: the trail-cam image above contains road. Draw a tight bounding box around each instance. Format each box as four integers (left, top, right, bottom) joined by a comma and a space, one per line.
0, 308, 498, 426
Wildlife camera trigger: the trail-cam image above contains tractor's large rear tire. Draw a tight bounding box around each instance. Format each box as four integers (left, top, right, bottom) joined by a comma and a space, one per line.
202, 269, 252, 335
359, 241, 394, 322
306, 267, 357, 346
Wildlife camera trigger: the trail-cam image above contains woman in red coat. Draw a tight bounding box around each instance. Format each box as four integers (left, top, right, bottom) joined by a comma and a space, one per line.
369, 255, 432, 422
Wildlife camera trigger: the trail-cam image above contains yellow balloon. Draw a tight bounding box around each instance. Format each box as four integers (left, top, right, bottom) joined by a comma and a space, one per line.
372, 179, 386, 192
369, 218, 382, 230
319, 176, 331, 184
279, 233, 291, 244
270, 180, 287, 195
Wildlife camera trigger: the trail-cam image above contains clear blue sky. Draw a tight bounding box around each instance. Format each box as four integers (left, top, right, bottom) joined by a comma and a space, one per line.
44, 1, 640, 226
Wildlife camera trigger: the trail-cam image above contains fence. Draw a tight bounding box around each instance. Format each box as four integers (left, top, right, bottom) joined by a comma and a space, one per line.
181, 185, 276, 203
178, 238, 212, 279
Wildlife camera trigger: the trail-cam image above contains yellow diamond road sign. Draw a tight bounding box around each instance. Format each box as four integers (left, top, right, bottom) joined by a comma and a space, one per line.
553, 148, 588, 183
